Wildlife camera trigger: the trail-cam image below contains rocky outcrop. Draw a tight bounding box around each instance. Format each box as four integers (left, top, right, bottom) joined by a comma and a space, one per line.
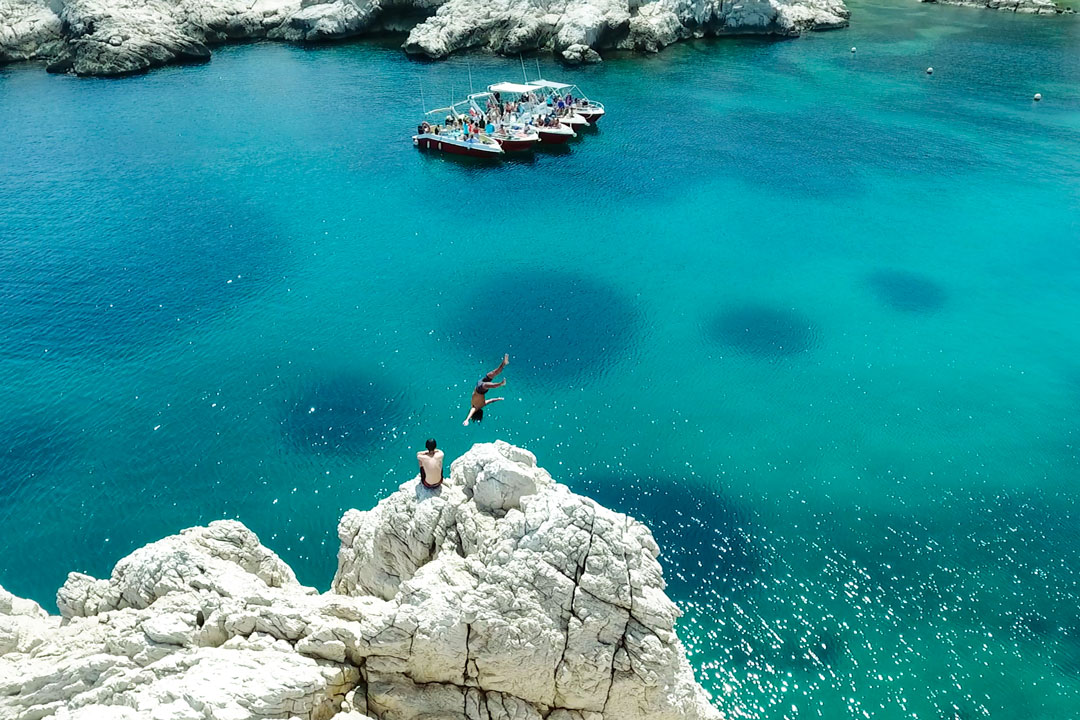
0, 0, 848, 76
920, 0, 1069, 14
0, 0, 63, 63
0, 441, 720, 720
404, 0, 849, 59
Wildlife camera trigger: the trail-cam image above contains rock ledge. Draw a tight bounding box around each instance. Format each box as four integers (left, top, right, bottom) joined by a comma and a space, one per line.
0, 441, 720, 720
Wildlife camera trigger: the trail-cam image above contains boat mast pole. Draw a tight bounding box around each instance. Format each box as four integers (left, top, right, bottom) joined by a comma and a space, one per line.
420, 79, 426, 113
535, 58, 541, 82
468, 60, 474, 94
520, 54, 528, 83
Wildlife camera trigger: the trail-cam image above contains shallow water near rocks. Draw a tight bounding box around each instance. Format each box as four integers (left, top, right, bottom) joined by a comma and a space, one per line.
2, 1, 1080, 717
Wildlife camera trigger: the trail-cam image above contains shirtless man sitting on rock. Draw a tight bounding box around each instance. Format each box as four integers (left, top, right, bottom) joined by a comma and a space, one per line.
417, 438, 444, 489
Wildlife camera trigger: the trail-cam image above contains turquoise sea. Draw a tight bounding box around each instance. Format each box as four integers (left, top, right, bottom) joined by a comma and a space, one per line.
2, 1, 1080, 717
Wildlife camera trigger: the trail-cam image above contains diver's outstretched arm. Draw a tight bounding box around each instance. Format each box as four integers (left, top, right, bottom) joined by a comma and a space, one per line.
463, 407, 478, 427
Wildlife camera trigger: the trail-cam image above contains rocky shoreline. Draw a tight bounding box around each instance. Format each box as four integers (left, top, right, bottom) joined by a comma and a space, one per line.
0, 441, 721, 720
3, 0, 1072, 78
920, 0, 1070, 13
0, 0, 854, 76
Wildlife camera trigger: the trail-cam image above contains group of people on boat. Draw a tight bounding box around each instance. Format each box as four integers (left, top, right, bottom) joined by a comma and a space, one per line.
417, 115, 489, 142
414, 353, 511, 490
412, 79, 606, 156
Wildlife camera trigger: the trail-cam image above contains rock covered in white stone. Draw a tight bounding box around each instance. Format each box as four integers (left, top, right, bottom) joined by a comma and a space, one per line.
0, 0, 63, 62
0, 584, 59, 655
403, 0, 849, 58
331, 440, 716, 719
623, 0, 850, 53
0, 0, 853, 75
562, 43, 603, 63
57, 519, 306, 618
920, 0, 1067, 14
0, 441, 719, 720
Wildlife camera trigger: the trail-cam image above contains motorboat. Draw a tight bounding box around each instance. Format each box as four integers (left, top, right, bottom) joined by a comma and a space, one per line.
462, 93, 540, 152
487, 82, 577, 144
412, 107, 504, 158
532, 118, 577, 144
526, 79, 606, 125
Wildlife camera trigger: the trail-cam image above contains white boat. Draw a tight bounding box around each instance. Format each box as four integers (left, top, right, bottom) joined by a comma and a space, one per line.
462, 93, 541, 152
412, 106, 504, 158
527, 79, 606, 125
487, 82, 577, 145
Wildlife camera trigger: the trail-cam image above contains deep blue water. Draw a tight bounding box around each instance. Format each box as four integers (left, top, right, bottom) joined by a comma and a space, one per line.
2, 1, 1080, 717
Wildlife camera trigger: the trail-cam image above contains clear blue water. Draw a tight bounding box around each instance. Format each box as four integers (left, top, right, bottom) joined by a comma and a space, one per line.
2, 1, 1080, 717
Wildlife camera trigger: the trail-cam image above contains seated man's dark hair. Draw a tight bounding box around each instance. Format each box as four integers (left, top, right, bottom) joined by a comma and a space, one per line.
426, 438, 437, 451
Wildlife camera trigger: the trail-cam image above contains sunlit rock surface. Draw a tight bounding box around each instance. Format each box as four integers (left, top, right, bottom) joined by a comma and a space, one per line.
920, 0, 1068, 14
0, 0, 848, 75
0, 441, 720, 720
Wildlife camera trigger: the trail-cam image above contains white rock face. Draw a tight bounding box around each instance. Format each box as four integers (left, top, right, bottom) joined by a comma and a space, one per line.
404, 0, 849, 58
0, 441, 718, 720
920, 0, 1067, 14
0, 0, 63, 62
0, 0, 849, 75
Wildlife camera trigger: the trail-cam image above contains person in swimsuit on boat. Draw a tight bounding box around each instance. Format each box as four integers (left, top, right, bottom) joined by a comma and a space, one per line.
463, 354, 509, 426
417, 438, 444, 489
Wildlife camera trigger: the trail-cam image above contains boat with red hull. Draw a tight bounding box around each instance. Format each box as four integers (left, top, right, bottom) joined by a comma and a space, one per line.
535, 124, 576, 144
412, 106, 504, 158
413, 133, 503, 158
462, 92, 541, 152
527, 79, 606, 125
495, 134, 540, 152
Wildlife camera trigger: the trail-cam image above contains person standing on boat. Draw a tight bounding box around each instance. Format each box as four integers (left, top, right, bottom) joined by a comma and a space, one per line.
463, 354, 509, 426
418, 438, 444, 489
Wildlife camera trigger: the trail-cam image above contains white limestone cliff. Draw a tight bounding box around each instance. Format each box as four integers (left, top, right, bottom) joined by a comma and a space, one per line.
403, 0, 850, 59
0, 441, 721, 720
0, 0, 63, 63
919, 0, 1068, 14
0, 0, 849, 76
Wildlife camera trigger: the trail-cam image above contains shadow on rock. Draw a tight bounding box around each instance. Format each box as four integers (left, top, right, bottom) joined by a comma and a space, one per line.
572, 471, 758, 599
708, 304, 821, 359
280, 372, 412, 455
447, 270, 639, 384
866, 269, 947, 313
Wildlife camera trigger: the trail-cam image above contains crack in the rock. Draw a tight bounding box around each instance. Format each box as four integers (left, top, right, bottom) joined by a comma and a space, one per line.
553, 505, 597, 705
463, 622, 472, 686
602, 526, 635, 715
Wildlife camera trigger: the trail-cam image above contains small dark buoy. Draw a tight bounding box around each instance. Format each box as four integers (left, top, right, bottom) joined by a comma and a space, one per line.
1034, 93, 1042, 101
926, 67, 934, 75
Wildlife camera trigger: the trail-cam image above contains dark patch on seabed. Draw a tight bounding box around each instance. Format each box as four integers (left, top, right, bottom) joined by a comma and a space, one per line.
0, 409, 75, 505
867, 269, 947, 313
448, 270, 639, 384
572, 472, 757, 598
709, 304, 821, 359
280, 372, 411, 455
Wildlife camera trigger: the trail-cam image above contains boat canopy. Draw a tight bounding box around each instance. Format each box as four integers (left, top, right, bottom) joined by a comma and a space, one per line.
528, 79, 572, 91
488, 82, 536, 94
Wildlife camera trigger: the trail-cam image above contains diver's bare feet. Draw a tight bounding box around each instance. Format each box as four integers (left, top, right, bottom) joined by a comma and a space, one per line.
503, 353, 510, 366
